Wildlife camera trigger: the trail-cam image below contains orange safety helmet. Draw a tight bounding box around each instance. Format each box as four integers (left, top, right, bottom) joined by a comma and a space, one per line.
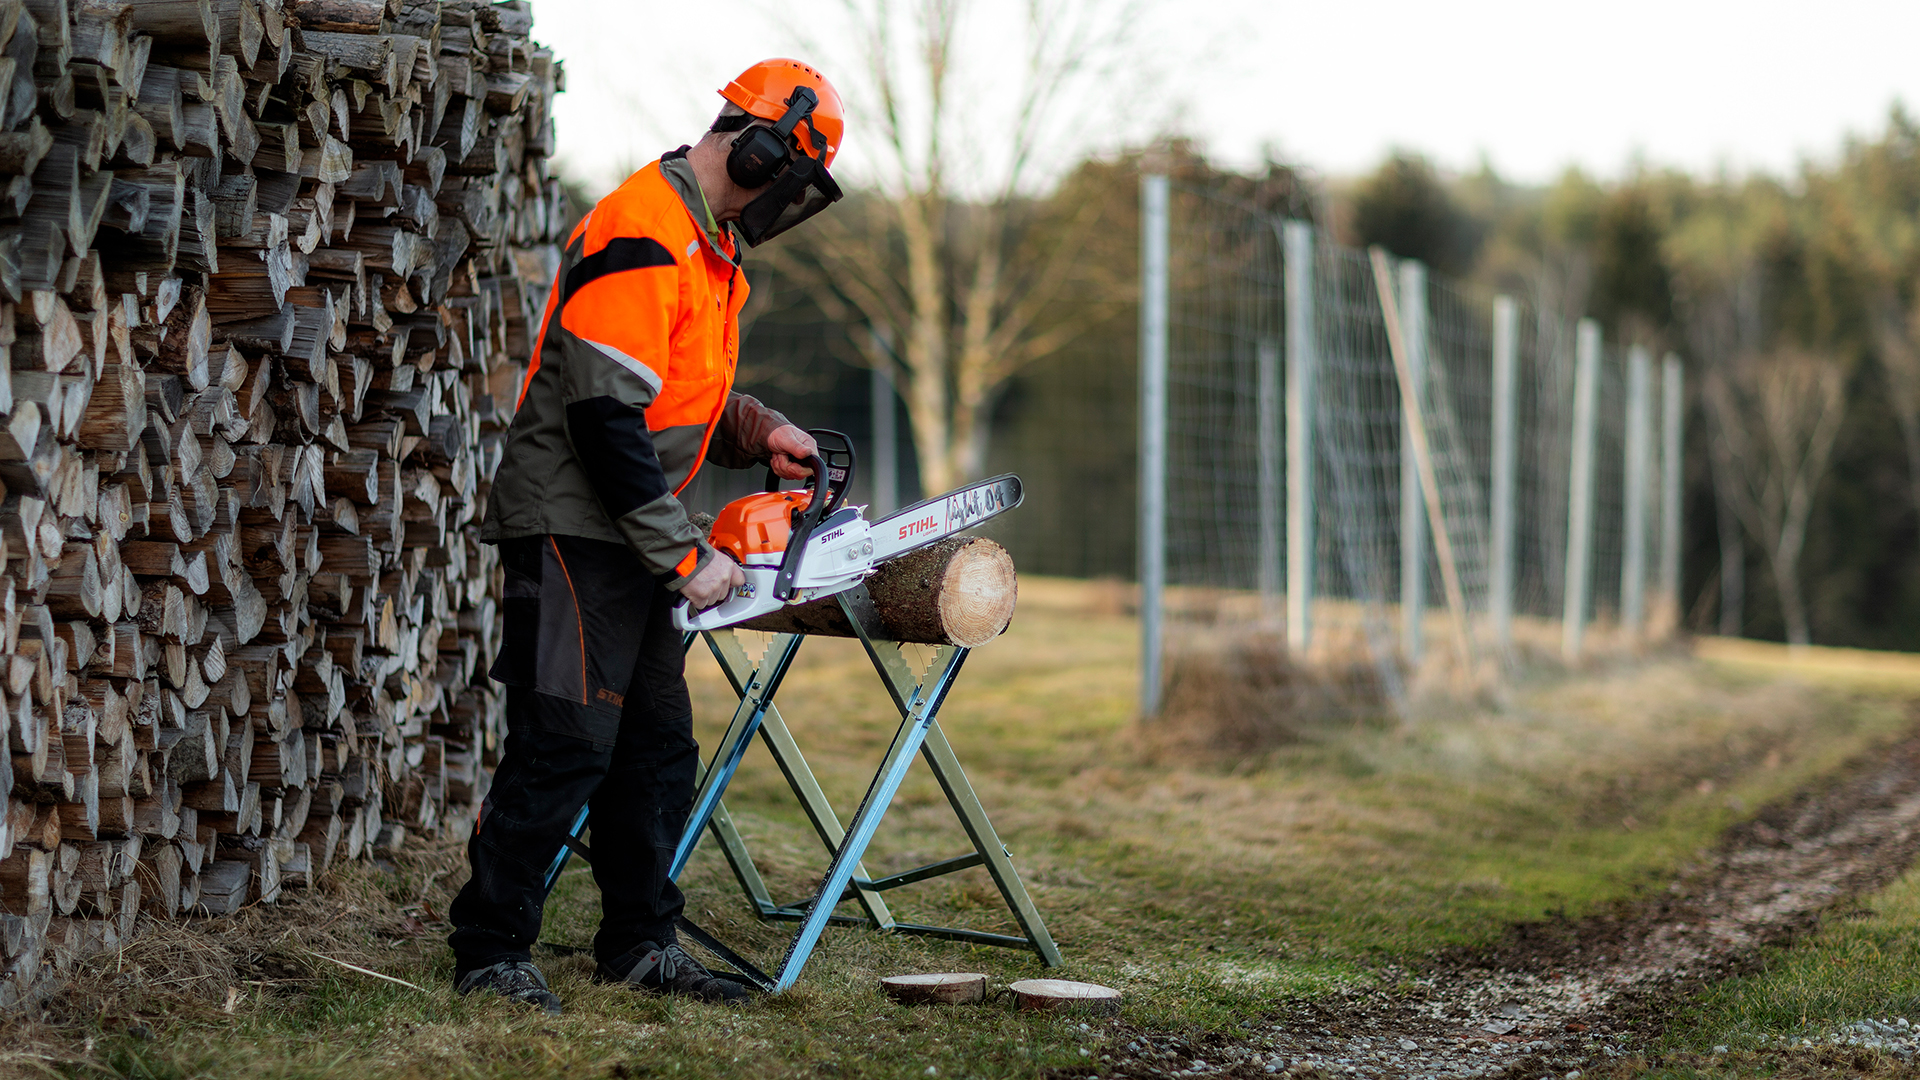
720, 59, 844, 169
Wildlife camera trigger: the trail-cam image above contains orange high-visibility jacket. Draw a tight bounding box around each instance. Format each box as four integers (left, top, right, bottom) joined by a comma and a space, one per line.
481, 151, 790, 587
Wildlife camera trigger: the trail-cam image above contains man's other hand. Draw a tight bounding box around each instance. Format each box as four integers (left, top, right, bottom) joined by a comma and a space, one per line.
682, 554, 746, 610
768, 425, 818, 480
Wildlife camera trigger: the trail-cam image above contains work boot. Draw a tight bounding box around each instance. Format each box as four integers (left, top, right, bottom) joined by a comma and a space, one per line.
455, 960, 563, 1014
596, 940, 750, 1004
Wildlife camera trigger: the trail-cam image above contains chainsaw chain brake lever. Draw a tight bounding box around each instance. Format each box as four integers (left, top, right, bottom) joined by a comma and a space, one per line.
757, 430, 857, 603
808, 429, 855, 515
772, 453, 831, 601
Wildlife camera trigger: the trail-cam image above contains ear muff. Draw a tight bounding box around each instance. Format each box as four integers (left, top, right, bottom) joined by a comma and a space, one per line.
725, 87, 820, 190
726, 125, 795, 189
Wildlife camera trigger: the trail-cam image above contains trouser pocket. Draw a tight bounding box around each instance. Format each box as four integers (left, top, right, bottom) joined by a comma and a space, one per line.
489, 534, 654, 745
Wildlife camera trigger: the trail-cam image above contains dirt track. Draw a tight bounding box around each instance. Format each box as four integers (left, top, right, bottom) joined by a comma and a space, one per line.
1067, 727, 1920, 1079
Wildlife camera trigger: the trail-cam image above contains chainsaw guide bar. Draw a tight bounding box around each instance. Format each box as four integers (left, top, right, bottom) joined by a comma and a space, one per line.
673, 466, 1023, 634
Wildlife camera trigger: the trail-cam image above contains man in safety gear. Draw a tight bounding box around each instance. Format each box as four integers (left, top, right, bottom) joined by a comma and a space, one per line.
447, 59, 846, 1012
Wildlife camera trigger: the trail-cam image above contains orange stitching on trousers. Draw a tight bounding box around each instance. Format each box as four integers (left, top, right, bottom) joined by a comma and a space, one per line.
548, 537, 588, 704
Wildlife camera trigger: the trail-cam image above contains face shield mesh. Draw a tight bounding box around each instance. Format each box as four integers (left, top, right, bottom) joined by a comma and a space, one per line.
736, 155, 843, 247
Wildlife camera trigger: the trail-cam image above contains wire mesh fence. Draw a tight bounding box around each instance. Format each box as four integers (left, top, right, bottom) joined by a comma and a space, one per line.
1150, 180, 1680, 716
1163, 189, 1281, 593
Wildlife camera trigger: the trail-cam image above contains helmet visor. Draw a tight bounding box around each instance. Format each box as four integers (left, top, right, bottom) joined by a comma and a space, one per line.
737, 155, 843, 247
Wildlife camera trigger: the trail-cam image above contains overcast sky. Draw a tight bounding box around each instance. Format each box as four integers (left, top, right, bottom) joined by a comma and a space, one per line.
531, 0, 1920, 196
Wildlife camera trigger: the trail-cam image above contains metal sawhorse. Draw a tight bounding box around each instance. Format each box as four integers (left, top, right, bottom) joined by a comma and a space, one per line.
543, 584, 1061, 991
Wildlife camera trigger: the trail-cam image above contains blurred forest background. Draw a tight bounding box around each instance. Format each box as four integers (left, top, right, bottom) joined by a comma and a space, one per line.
558, 106, 1920, 653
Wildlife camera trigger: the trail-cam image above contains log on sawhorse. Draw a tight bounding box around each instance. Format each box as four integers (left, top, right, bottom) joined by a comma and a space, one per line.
542, 584, 1062, 991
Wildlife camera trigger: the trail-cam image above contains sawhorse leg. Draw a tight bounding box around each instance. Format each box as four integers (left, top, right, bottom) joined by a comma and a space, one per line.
916, 722, 1062, 965
676, 630, 896, 929
669, 631, 803, 878
847, 604, 1059, 962
541, 629, 889, 935
765, 586, 1061, 989
543, 587, 1061, 991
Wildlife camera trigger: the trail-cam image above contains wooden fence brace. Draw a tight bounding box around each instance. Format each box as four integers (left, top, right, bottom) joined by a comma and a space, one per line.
1370, 247, 1474, 676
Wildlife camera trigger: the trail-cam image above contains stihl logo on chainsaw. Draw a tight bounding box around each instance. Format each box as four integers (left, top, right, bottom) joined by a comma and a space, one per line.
897, 515, 940, 541
892, 484, 1011, 542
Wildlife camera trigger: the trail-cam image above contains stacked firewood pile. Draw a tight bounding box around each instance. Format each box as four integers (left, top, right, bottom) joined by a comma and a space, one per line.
0, 0, 563, 1004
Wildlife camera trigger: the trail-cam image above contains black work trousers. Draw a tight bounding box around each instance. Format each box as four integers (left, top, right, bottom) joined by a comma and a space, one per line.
447, 534, 698, 973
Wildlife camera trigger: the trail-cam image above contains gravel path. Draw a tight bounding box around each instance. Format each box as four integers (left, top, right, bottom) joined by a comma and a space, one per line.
1064, 730, 1920, 1079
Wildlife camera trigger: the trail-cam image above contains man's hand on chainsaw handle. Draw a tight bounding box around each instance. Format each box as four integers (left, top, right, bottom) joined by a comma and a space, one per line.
681, 554, 746, 611
767, 425, 818, 480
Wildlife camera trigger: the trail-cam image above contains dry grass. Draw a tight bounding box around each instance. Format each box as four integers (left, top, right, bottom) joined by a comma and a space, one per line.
0, 578, 1913, 1079
1697, 634, 1920, 691
1149, 629, 1391, 756
1147, 584, 1696, 756
7, 845, 467, 1021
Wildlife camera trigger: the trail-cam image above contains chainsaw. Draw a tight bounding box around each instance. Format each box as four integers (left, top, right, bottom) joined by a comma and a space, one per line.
673, 429, 1023, 633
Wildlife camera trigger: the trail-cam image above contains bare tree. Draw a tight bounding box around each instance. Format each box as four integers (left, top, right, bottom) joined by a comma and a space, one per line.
1673, 241, 1764, 638
1874, 303, 1920, 531
1702, 346, 1849, 650
769, 0, 1139, 496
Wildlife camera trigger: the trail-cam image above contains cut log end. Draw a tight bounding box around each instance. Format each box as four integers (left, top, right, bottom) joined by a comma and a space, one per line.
931, 538, 1019, 646
880, 972, 988, 1005
737, 537, 1019, 646
1008, 979, 1122, 1015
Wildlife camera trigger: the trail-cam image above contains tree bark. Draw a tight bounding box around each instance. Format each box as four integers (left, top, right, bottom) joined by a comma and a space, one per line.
1703, 352, 1845, 652
1711, 437, 1744, 636
736, 537, 1017, 647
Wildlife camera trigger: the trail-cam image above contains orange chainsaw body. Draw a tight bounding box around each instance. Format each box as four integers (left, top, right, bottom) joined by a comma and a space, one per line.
707, 489, 814, 564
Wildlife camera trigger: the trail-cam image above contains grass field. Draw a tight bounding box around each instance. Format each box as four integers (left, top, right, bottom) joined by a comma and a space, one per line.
7, 579, 1920, 1079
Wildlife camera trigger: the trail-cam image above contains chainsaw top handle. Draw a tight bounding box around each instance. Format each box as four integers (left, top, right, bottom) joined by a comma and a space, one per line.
768, 430, 856, 602
763, 429, 856, 519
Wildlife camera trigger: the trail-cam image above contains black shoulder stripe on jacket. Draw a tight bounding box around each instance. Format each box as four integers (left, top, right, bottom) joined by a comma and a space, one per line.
562, 236, 677, 306
565, 396, 671, 518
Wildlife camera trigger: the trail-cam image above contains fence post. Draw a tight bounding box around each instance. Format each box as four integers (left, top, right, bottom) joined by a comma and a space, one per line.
1283, 220, 1315, 650
1398, 259, 1428, 666
1257, 339, 1281, 625
869, 332, 898, 516
1139, 174, 1170, 718
1621, 346, 1652, 639
1563, 319, 1601, 663
1490, 295, 1518, 654
1659, 354, 1685, 635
